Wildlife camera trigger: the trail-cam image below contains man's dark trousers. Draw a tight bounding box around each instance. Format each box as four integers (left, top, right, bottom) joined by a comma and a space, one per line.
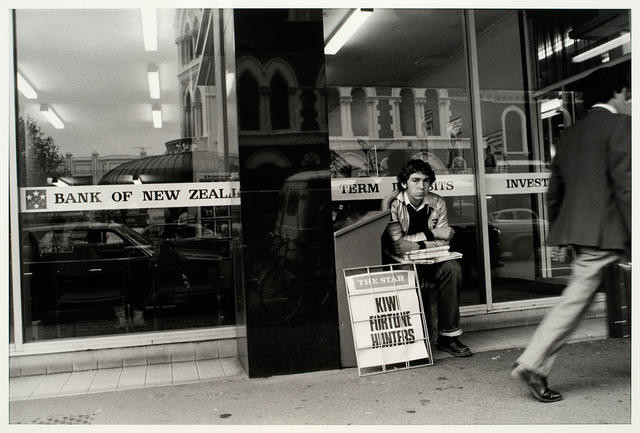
418, 259, 463, 345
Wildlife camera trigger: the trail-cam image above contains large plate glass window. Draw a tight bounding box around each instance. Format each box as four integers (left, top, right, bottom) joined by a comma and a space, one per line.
14, 9, 241, 341
473, 10, 563, 302
325, 9, 487, 306
474, 10, 630, 303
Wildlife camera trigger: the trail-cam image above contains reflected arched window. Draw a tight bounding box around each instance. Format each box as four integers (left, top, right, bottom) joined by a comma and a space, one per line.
270, 72, 290, 130
191, 18, 199, 56
238, 71, 260, 131
399, 88, 415, 136
185, 37, 193, 63
326, 88, 341, 136
181, 24, 193, 65
193, 88, 203, 137
183, 92, 193, 138
350, 88, 368, 137
502, 106, 527, 154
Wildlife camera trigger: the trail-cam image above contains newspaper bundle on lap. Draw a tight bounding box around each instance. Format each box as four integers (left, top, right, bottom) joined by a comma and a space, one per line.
404, 245, 448, 260
402, 245, 463, 263
343, 264, 433, 376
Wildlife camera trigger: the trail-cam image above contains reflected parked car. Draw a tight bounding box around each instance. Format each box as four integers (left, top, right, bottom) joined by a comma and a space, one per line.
446, 200, 502, 267
21, 222, 222, 322
142, 222, 214, 239
142, 222, 229, 259
489, 208, 548, 259
448, 219, 502, 268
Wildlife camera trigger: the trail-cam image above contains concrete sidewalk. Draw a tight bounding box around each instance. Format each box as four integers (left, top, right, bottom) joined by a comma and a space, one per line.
8, 315, 609, 402
7, 319, 632, 425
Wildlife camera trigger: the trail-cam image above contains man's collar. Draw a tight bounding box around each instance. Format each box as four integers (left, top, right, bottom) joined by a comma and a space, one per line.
401, 191, 427, 211
592, 103, 617, 114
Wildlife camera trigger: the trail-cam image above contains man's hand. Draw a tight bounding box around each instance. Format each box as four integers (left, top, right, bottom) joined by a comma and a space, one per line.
392, 239, 419, 255
431, 226, 454, 241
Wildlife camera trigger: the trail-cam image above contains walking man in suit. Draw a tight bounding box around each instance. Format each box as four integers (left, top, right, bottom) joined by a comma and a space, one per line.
511, 63, 631, 402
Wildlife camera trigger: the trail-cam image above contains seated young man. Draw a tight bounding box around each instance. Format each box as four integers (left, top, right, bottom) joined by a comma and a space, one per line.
382, 159, 471, 357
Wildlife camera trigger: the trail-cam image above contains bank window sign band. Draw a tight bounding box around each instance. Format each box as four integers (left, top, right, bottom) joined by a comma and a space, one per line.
20, 182, 241, 213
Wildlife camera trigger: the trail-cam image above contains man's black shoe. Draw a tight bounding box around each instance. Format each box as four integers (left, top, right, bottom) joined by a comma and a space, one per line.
511, 363, 563, 403
436, 336, 472, 357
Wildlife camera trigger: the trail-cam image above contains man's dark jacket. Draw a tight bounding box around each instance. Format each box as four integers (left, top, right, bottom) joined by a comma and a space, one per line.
547, 107, 631, 250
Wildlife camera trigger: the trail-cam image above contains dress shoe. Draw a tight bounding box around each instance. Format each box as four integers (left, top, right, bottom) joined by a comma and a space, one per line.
511, 363, 563, 403
436, 336, 472, 357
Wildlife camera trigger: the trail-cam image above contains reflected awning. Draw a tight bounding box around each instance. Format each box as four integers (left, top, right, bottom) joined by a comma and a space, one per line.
98, 152, 193, 184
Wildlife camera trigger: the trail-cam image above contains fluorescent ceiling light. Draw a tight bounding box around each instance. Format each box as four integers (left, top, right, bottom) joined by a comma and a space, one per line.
572, 33, 630, 63
541, 97, 563, 120
541, 110, 562, 120
226, 72, 235, 97
40, 104, 64, 129
152, 104, 162, 128
17, 72, 37, 99
564, 33, 575, 48
541, 98, 562, 113
325, 9, 373, 55
147, 64, 160, 99
140, 9, 158, 51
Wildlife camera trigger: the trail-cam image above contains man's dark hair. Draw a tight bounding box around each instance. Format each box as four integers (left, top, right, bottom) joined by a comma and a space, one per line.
582, 62, 631, 107
397, 159, 436, 190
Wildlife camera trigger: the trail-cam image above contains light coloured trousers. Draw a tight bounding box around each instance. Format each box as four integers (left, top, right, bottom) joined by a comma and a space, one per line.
515, 246, 621, 377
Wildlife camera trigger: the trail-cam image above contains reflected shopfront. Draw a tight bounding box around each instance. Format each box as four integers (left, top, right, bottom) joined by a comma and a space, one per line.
324, 8, 630, 312
9, 8, 630, 378
473, 10, 567, 303
326, 9, 487, 307
13, 9, 242, 342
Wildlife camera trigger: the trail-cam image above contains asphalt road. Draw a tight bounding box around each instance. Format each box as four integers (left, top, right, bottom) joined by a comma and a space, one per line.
8, 338, 632, 426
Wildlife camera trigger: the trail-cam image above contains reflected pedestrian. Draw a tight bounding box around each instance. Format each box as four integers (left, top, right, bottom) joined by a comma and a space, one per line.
511, 63, 631, 402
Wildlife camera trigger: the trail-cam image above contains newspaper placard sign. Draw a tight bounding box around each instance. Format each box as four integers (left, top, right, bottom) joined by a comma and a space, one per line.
343, 264, 432, 375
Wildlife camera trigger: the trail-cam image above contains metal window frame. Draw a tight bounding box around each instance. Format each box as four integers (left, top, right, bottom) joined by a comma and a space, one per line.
462, 10, 494, 312
6, 8, 244, 355
9, 326, 238, 357
8, 9, 25, 350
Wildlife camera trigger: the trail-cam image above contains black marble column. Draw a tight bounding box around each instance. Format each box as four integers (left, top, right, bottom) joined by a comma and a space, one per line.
234, 9, 340, 378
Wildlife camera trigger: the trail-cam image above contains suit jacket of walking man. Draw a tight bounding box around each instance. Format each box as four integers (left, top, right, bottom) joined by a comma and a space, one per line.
383, 159, 472, 357
511, 63, 631, 403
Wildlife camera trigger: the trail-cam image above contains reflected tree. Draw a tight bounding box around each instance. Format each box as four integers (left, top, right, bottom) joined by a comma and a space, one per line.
17, 116, 70, 186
